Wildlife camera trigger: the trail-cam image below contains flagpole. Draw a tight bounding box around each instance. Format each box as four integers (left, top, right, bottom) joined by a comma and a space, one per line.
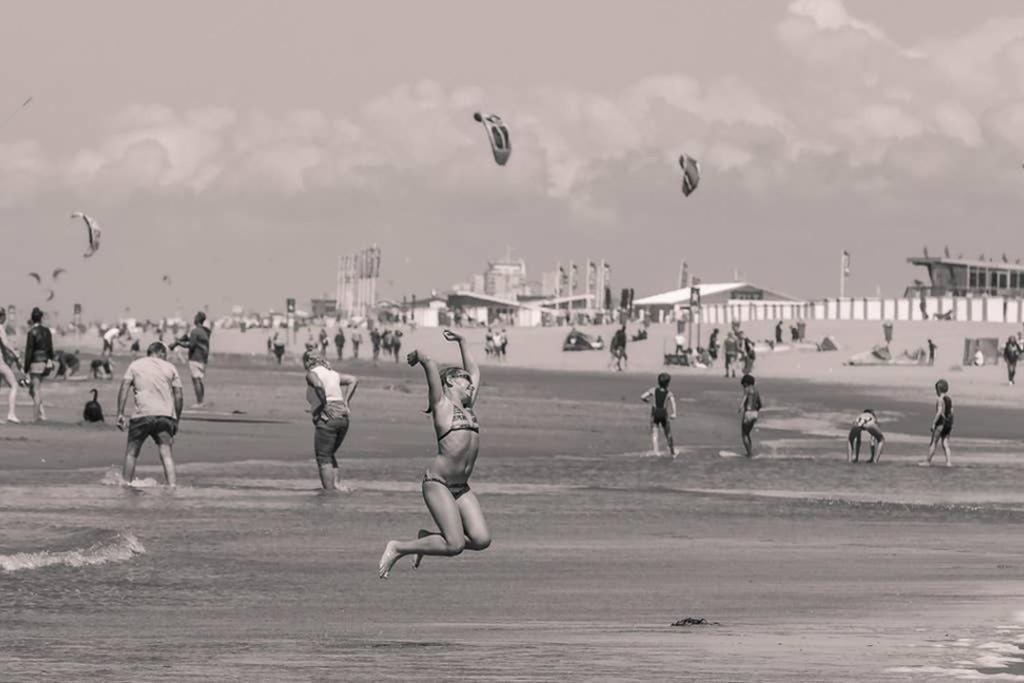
839, 251, 846, 299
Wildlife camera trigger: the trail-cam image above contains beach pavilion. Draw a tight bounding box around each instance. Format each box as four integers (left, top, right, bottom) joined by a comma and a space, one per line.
633, 282, 805, 323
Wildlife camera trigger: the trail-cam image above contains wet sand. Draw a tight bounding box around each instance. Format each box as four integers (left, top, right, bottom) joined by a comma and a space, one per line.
3, 356, 1024, 681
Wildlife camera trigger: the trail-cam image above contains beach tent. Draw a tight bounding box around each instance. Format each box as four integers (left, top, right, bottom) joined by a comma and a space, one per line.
962, 338, 999, 366
819, 336, 839, 351
562, 330, 604, 351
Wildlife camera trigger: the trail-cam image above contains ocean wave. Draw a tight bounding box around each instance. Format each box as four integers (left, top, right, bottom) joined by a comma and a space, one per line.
0, 529, 145, 572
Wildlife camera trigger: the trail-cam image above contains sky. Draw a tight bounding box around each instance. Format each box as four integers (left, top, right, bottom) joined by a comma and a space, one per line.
2, 0, 1024, 320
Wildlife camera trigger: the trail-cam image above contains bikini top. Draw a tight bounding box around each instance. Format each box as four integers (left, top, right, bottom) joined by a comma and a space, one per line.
437, 398, 479, 442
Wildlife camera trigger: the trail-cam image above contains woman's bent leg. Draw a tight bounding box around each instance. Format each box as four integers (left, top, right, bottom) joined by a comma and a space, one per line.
379, 482, 465, 578
457, 492, 491, 551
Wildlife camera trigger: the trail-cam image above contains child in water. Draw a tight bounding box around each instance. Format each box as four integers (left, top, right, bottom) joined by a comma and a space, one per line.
641, 373, 677, 457
921, 379, 953, 467
738, 374, 762, 458
378, 329, 491, 578
847, 409, 885, 464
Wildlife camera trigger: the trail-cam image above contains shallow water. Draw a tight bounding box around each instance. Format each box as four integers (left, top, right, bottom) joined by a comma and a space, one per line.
3, 361, 1024, 680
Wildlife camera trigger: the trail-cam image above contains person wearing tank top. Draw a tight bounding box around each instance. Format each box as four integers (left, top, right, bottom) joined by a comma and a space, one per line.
303, 351, 359, 490
922, 379, 953, 467
378, 328, 491, 579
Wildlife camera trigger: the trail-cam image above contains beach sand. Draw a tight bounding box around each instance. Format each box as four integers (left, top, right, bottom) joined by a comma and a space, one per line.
2, 355, 1024, 680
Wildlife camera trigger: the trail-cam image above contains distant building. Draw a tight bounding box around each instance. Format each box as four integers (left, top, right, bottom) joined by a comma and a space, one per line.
310, 298, 338, 318
484, 256, 527, 297
907, 254, 1024, 298
634, 282, 803, 323
471, 273, 486, 294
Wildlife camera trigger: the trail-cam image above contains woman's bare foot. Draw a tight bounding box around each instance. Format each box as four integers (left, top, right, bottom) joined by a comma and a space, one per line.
413, 529, 432, 569
378, 541, 401, 579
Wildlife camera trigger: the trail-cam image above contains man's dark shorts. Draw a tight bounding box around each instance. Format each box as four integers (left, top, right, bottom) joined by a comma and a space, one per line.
128, 416, 176, 447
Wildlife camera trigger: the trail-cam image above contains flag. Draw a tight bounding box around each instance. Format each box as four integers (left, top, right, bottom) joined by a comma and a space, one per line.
842, 250, 851, 277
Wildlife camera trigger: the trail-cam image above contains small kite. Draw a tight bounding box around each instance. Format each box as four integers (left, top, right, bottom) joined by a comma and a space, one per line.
161, 274, 173, 286
52, 268, 67, 281
472, 112, 511, 166
45, 289, 55, 302
679, 155, 701, 197
71, 212, 102, 258
27, 272, 41, 284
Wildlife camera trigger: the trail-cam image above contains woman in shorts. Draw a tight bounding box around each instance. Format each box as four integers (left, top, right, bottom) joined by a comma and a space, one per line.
303, 350, 359, 491
23, 307, 54, 422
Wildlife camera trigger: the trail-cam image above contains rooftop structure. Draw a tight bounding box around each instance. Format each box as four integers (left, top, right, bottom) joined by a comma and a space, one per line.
907, 253, 1024, 298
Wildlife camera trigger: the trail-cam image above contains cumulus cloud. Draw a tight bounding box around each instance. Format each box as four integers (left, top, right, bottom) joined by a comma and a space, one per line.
2, 1, 1024, 223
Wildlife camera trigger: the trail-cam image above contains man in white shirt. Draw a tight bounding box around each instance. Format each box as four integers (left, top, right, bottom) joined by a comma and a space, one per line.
116, 342, 184, 486
102, 325, 123, 358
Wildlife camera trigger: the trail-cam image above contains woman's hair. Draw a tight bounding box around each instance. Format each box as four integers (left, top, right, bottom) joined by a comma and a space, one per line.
426, 367, 472, 413
657, 372, 671, 388
440, 366, 472, 387
302, 350, 330, 370
740, 374, 756, 387
30, 307, 43, 324
935, 379, 949, 393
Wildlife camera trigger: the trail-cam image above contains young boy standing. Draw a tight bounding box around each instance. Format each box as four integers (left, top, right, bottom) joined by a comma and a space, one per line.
921, 379, 953, 467
739, 374, 762, 458
641, 373, 678, 456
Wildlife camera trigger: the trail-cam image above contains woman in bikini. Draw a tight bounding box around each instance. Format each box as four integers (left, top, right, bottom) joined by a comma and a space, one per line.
378, 329, 491, 578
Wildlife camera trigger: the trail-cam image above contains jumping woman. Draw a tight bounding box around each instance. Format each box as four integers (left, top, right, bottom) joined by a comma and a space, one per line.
378, 329, 491, 578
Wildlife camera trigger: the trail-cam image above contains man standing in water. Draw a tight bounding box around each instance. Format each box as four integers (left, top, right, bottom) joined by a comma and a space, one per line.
116, 342, 183, 486
171, 312, 211, 408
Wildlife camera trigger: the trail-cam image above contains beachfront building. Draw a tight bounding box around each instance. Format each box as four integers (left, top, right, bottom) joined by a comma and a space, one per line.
484, 255, 528, 298
907, 253, 1024, 298
634, 282, 805, 324
406, 294, 450, 328
447, 291, 546, 328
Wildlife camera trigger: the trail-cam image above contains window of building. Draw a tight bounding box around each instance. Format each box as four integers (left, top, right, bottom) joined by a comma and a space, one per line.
1012, 272, 1020, 289
999, 272, 1009, 289
969, 271, 977, 288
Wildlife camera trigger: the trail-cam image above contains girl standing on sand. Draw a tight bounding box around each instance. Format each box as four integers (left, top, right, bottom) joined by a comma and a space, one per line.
378, 329, 491, 578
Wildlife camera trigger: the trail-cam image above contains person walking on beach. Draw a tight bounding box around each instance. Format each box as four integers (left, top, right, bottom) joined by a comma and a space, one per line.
24, 307, 54, 422
0, 307, 24, 423
775, 321, 783, 344
370, 328, 381, 362
741, 334, 756, 375
1004, 335, 1020, 385
641, 373, 677, 457
378, 329, 490, 578
921, 379, 953, 467
334, 328, 346, 361
927, 338, 937, 367
303, 350, 359, 491
724, 331, 738, 378
170, 311, 211, 408
738, 374, 762, 458
116, 342, 183, 486
318, 328, 329, 357
351, 329, 362, 359
847, 409, 885, 464
708, 328, 720, 362
392, 328, 403, 362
